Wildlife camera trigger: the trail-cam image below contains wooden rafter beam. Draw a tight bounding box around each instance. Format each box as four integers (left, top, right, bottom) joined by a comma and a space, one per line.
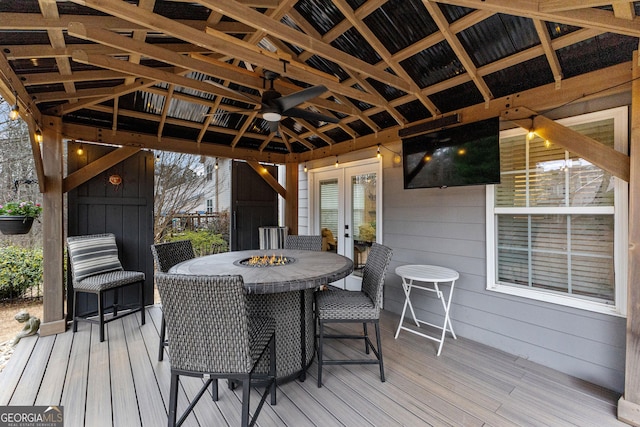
532, 19, 563, 88
430, 0, 640, 37
62, 122, 288, 163
246, 160, 287, 198
423, 0, 493, 102
201, 0, 411, 93
63, 145, 141, 193
68, 0, 381, 107
538, 0, 633, 13
503, 107, 629, 182
0, 13, 208, 32
613, 2, 635, 20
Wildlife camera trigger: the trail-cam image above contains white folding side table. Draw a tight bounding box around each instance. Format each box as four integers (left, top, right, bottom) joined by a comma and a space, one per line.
394, 265, 459, 356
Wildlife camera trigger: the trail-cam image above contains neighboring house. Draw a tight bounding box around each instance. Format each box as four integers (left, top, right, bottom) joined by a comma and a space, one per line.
192, 157, 231, 214
299, 96, 628, 394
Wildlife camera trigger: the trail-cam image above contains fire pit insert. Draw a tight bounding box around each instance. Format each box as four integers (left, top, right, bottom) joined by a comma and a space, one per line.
234, 254, 296, 268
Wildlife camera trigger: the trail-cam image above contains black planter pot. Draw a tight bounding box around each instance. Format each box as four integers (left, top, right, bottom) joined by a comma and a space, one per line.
0, 216, 35, 235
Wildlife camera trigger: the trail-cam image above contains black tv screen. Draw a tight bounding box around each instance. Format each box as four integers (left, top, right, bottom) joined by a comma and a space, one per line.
402, 117, 501, 189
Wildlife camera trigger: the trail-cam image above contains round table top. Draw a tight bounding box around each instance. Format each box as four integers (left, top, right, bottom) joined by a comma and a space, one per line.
169, 249, 354, 294
395, 264, 459, 283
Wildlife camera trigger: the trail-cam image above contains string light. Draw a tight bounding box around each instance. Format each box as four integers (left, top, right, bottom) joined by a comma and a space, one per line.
214, 158, 219, 170
76, 143, 84, 156
527, 116, 535, 140
376, 144, 381, 158
34, 129, 42, 143
9, 102, 19, 121
303, 162, 308, 173
335, 156, 339, 168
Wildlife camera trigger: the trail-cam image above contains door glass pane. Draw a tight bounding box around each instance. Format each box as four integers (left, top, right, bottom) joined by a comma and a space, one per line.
352, 173, 376, 276
319, 179, 338, 253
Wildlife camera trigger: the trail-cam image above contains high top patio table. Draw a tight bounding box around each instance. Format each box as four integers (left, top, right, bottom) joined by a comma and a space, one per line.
169, 249, 353, 383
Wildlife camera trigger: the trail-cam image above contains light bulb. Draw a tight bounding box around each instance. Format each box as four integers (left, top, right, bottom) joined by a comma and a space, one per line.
335, 157, 339, 168
34, 129, 43, 143
303, 163, 308, 173
376, 145, 381, 158
77, 144, 84, 155
214, 159, 219, 170
9, 104, 19, 120
527, 129, 535, 140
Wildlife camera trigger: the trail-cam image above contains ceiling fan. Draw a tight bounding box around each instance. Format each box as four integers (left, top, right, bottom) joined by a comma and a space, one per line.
205, 71, 339, 134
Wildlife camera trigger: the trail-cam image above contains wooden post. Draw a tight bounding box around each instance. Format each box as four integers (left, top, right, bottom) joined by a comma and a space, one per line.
285, 162, 298, 235
619, 51, 640, 426
39, 115, 66, 336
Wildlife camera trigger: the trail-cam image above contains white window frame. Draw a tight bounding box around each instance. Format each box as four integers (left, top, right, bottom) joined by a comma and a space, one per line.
486, 106, 628, 317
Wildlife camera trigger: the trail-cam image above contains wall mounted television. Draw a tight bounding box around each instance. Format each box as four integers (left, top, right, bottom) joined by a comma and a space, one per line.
402, 117, 501, 189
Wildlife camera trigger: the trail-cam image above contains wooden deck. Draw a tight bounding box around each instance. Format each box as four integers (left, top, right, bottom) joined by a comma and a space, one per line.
0, 306, 627, 426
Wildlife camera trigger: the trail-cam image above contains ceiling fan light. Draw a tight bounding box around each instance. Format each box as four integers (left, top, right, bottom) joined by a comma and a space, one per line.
263, 112, 282, 122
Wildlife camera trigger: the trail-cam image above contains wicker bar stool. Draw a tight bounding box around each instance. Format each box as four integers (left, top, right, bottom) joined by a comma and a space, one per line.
67, 233, 145, 343
155, 273, 276, 427
150, 240, 195, 361
284, 234, 323, 251
315, 242, 393, 387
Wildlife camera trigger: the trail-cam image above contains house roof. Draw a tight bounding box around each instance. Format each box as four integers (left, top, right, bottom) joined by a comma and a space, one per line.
0, 0, 637, 163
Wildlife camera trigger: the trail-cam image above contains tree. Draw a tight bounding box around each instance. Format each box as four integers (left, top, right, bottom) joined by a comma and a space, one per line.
0, 97, 41, 247
153, 151, 209, 241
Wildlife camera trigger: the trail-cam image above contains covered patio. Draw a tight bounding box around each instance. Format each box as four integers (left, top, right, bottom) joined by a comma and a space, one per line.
0, 306, 627, 426
1, 0, 640, 425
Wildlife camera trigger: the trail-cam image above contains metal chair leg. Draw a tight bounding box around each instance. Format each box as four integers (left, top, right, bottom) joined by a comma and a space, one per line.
158, 316, 166, 361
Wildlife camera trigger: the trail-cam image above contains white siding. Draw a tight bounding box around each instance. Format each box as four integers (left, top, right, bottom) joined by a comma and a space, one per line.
301, 139, 626, 393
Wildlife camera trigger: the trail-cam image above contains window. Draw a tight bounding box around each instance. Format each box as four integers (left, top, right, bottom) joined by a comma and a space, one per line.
486, 107, 628, 316
206, 164, 213, 181
206, 199, 213, 214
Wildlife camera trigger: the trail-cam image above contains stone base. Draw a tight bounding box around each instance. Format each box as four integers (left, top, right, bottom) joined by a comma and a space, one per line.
619, 396, 640, 426
39, 319, 67, 336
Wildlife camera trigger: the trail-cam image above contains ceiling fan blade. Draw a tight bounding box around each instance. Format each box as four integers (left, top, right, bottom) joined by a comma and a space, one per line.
275, 85, 328, 112
203, 80, 261, 104
284, 107, 339, 124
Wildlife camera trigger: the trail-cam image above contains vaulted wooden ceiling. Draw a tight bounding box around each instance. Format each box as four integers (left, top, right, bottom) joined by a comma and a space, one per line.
0, 0, 638, 164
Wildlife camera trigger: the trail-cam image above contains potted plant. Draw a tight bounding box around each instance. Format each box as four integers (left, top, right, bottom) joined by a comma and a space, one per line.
0, 200, 42, 235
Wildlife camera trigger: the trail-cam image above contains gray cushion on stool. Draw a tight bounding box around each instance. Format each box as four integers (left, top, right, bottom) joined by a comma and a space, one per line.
75, 270, 145, 292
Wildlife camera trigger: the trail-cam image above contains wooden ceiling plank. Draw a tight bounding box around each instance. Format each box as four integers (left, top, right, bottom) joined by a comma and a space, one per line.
533, 19, 563, 88
281, 128, 315, 151
259, 133, 276, 152
0, 52, 42, 126
539, 0, 632, 13
40, 0, 78, 100
123, 0, 156, 86
23, 70, 129, 86
63, 122, 287, 163
157, 84, 175, 140
613, 2, 636, 20
70, 50, 264, 106
202, 0, 412, 93
423, 1, 493, 102
4, 42, 208, 60
231, 111, 260, 149
69, 0, 381, 107
0, 12, 208, 32
333, 0, 425, 120
111, 96, 118, 134
431, 0, 640, 37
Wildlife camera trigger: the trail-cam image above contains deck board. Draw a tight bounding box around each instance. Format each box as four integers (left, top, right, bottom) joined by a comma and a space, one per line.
0, 306, 628, 427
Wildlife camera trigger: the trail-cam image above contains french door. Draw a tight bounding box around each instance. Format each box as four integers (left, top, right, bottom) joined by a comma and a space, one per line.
309, 159, 382, 290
